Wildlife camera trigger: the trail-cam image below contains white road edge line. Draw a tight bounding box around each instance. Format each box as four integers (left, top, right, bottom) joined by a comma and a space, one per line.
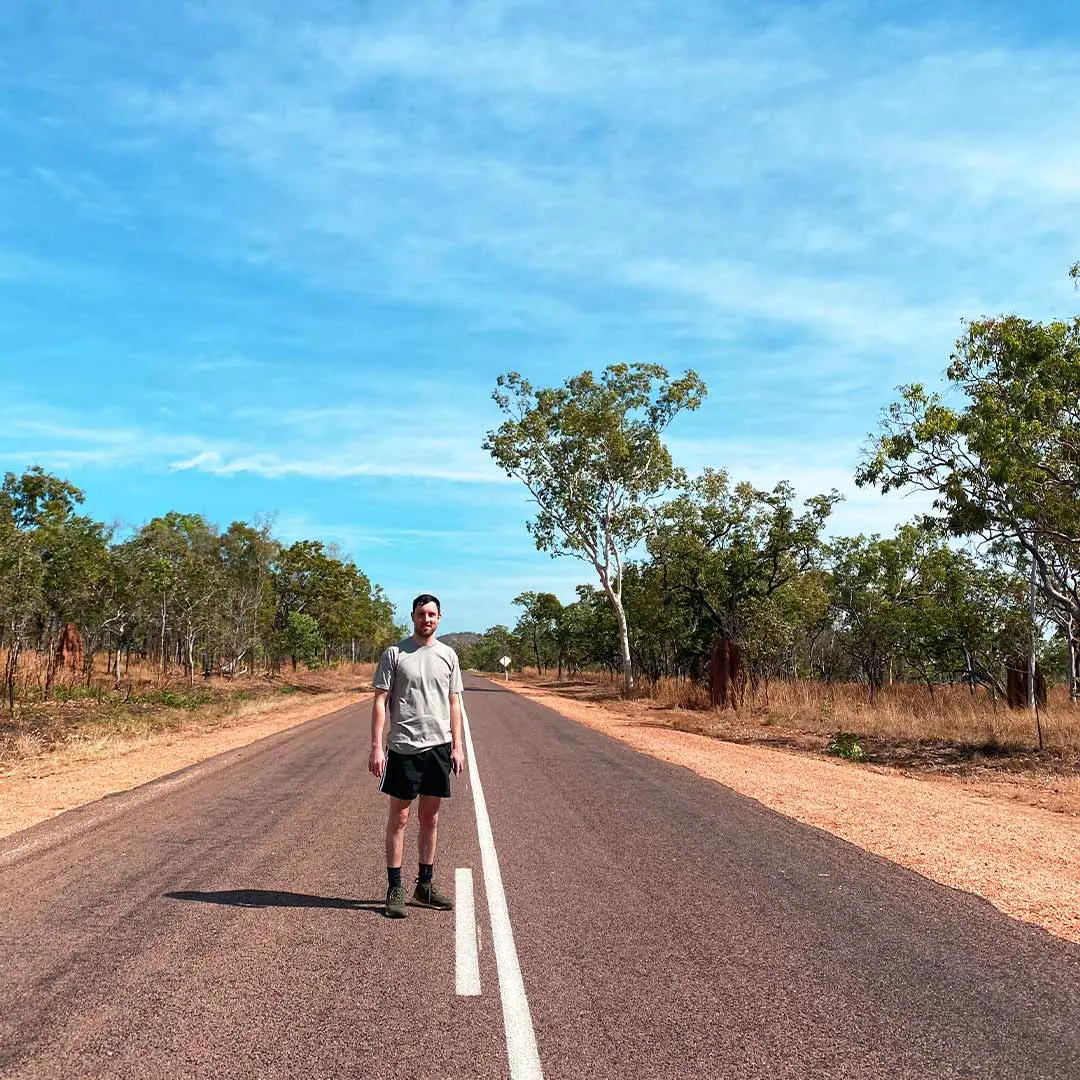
463, 707, 545, 1080
455, 867, 481, 996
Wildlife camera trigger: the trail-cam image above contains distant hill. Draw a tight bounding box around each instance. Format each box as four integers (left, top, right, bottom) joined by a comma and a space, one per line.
440, 631, 482, 650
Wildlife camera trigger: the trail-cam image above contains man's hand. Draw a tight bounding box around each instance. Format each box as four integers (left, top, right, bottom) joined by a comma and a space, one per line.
369, 745, 386, 778
450, 745, 466, 776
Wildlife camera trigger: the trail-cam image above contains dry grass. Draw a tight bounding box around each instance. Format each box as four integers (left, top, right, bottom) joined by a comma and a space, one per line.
0, 649, 375, 769
509, 668, 1080, 790
516, 668, 1079, 750
756, 679, 1080, 752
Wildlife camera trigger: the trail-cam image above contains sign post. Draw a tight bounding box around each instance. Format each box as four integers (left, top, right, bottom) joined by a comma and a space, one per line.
498, 655, 512, 682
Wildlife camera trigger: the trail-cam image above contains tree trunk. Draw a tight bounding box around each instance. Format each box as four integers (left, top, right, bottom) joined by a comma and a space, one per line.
160, 598, 168, 675
612, 597, 634, 695
1027, 557, 1037, 712
5, 634, 21, 714
1067, 618, 1080, 704
113, 631, 125, 689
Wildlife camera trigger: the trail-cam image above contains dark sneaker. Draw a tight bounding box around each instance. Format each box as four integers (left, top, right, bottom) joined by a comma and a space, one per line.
385, 884, 408, 918
412, 879, 454, 910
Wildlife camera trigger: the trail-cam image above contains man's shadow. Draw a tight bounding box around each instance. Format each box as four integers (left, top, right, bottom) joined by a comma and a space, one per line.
166, 889, 386, 913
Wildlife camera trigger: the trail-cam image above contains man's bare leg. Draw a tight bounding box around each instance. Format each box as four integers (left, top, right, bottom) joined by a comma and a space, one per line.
412, 794, 452, 908
386, 797, 412, 870
417, 795, 441, 865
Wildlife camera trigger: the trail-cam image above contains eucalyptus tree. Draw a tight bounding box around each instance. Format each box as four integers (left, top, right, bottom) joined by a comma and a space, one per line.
132, 514, 221, 684
858, 287, 1080, 700
898, 540, 1030, 696
0, 468, 87, 709
619, 561, 706, 682
364, 585, 401, 661
484, 364, 706, 693
218, 521, 280, 675
827, 525, 1031, 701
647, 469, 840, 676
270, 541, 396, 668
512, 591, 562, 674
283, 612, 324, 670
272, 540, 337, 669
38, 513, 113, 689
549, 589, 606, 677
459, 625, 519, 673
100, 542, 139, 687
827, 531, 920, 701
564, 584, 622, 676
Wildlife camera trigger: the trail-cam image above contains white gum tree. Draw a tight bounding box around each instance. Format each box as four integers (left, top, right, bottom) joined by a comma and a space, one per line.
484, 363, 706, 695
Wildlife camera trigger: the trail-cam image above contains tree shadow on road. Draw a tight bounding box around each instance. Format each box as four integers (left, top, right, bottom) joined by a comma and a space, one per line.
165, 889, 386, 912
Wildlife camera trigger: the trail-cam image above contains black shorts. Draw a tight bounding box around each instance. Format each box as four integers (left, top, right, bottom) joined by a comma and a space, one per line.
380, 743, 452, 801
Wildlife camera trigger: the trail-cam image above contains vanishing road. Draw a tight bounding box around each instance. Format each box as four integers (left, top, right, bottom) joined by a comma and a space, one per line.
2, 675, 1078, 1079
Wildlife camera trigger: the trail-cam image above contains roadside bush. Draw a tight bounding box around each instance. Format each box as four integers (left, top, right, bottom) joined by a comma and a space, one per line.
825, 731, 867, 762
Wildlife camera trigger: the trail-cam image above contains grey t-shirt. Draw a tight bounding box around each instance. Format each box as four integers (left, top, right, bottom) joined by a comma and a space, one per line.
373, 637, 463, 754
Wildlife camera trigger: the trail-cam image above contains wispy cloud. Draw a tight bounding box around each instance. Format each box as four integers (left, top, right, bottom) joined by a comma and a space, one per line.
0, 406, 212, 471
106, 5, 1080, 337
620, 259, 965, 354
0, 394, 507, 486
169, 448, 508, 484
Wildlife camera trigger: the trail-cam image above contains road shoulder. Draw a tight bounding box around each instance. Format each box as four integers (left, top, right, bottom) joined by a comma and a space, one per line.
0, 692, 370, 839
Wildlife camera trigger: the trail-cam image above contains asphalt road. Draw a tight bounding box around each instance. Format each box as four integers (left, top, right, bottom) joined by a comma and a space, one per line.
2, 674, 1078, 1079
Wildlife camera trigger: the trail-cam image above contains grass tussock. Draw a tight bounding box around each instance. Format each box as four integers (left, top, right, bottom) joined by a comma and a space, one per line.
0, 649, 375, 768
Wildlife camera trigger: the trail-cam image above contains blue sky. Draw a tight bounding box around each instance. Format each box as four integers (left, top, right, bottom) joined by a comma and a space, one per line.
2, 1, 1079, 633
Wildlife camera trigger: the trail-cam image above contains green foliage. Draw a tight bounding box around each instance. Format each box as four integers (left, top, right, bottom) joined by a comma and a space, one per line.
647, 469, 840, 674
0, 467, 400, 710
484, 364, 706, 691
283, 612, 325, 669
858, 274, 1080, 701
512, 591, 562, 673
828, 525, 1031, 700
459, 625, 518, 672
484, 365, 706, 563
53, 683, 110, 703
825, 732, 867, 762
136, 688, 214, 710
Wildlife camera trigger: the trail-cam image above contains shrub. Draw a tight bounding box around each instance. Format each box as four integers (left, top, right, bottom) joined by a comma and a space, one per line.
825, 731, 867, 762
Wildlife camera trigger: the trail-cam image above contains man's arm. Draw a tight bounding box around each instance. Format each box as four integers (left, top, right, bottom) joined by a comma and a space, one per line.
449, 692, 465, 776
369, 690, 389, 778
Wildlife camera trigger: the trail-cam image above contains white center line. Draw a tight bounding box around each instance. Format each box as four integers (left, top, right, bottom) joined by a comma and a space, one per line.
455, 867, 481, 996
463, 706, 545, 1080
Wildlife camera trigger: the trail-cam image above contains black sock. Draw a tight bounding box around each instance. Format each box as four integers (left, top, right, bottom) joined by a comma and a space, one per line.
418, 863, 433, 884
387, 866, 402, 890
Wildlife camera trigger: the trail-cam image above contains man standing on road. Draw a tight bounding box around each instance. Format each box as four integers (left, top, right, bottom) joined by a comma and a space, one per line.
369, 593, 465, 919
